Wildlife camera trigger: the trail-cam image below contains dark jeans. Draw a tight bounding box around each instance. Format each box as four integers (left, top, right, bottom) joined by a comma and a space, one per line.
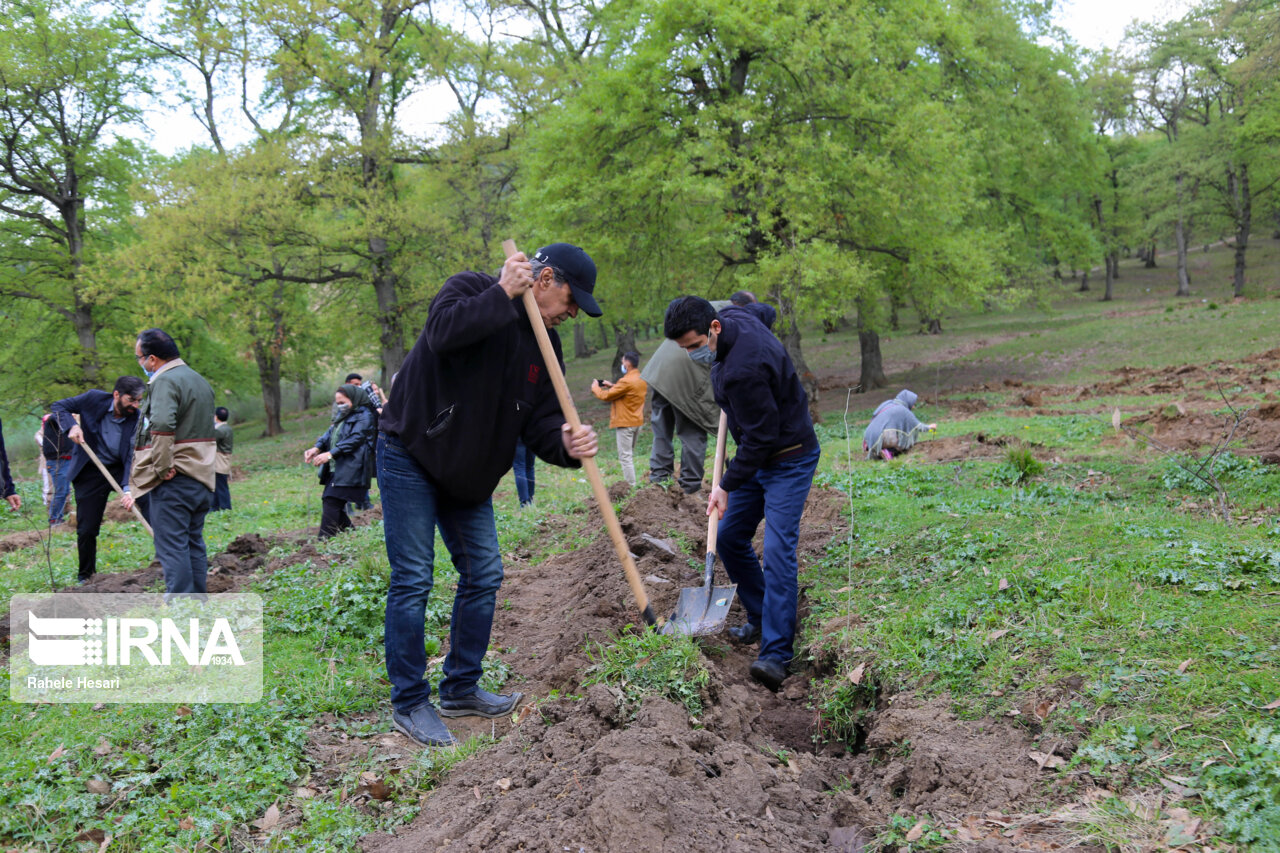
379, 433, 504, 713
512, 439, 535, 506
716, 447, 820, 664
649, 392, 707, 493
46, 457, 72, 524
212, 473, 231, 511
150, 473, 212, 596
319, 495, 353, 538
72, 464, 122, 580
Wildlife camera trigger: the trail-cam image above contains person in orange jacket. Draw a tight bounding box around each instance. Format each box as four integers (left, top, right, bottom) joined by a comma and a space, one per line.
591, 351, 648, 487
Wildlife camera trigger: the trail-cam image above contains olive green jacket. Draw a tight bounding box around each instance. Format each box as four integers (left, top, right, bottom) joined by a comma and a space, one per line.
131, 359, 217, 496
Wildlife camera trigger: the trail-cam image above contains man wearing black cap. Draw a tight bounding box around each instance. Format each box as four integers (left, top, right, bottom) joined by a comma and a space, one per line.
376, 243, 602, 747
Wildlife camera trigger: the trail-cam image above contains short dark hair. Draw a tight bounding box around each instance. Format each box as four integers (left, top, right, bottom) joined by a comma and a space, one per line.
215, 406, 230, 421
729, 290, 757, 306
114, 376, 146, 397
344, 372, 362, 383
663, 296, 717, 340
622, 351, 641, 369
137, 328, 179, 361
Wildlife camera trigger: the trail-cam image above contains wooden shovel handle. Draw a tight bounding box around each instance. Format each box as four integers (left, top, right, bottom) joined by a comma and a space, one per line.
706, 411, 728, 555
502, 239, 656, 626
78, 438, 154, 537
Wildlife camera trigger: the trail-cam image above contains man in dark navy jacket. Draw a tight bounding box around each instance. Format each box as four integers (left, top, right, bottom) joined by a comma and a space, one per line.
51, 376, 146, 583
666, 296, 820, 692
377, 243, 601, 747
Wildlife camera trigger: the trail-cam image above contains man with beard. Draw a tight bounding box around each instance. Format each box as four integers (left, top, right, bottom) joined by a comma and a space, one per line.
51, 376, 147, 584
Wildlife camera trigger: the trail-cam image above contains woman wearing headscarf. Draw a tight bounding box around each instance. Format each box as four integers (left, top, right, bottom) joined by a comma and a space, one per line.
304, 384, 376, 537
863, 389, 936, 460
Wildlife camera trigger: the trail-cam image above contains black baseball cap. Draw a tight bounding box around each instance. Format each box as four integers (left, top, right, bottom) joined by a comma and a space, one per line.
533, 243, 601, 317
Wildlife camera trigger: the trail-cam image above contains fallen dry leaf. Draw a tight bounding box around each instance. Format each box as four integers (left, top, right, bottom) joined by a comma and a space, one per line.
998, 578, 1009, 591
47, 744, 65, 764
86, 779, 111, 794
1034, 700, 1054, 720
175, 706, 192, 717
254, 803, 280, 832
986, 628, 1010, 643
904, 820, 926, 842
91, 702, 105, 712
96, 834, 113, 853
1177, 659, 1193, 675
473, 785, 481, 800
494, 778, 512, 792
1263, 697, 1280, 711
178, 817, 195, 831
93, 737, 112, 756
1112, 408, 1122, 432
1029, 750, 1066, 770
847, 662, 866, 685
295, 787, 317, 799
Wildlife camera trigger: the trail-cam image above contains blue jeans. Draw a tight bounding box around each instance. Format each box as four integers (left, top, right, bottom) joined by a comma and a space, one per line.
716, 447, 820, 664
379, 434, 505, 713
212, 472, 231, 511
46, 457, 71, 524
512, 439, 535, 506
150, 473, 212, 596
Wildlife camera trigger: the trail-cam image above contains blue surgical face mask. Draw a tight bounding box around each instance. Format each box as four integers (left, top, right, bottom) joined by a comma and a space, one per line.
142, 365, 156, 379
689, 345, 714, 365
619, 362, 628, 374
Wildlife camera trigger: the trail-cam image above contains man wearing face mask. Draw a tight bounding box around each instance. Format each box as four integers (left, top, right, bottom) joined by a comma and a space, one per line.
122, 328, 216, 597
51, 376, 147, 584
591, 351, 648, 487
665, 296, 820, 692
640, 303, 720, 494
376, 243, 601, 748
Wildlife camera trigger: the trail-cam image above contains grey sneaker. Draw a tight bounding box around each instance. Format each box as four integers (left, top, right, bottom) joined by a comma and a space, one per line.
392, 702, 459, 747
438, 688, 524, 718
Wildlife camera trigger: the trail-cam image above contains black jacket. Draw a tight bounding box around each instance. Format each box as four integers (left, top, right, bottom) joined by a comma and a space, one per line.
315, 406, 376, 489
41, 415, 73, 460
711, 306, 818, 492
379, 270, 576, 505
0, 418, 14, 499
51, 390, 140, 488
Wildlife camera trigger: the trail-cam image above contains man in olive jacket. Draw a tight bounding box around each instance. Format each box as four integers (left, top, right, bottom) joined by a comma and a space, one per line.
122, 328, 216, 596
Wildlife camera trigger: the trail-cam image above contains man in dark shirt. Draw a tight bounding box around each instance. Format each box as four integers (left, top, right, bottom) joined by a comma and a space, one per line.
666, 296, 820, 692
212, 407, 234, 511
377, 243, 601, 747
51, 376, 146, 583
0, 418, 20, 512
39, 414, 73, 524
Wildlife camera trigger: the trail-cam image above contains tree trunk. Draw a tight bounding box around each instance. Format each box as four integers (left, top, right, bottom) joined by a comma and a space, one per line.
1174, 174, 1191, 296
1102, 254, 1116, 302
371, 246, 407, 379
1230, 163, 1251, 298
773, 300, 824, 422
573, 322, 594, 358
923, 317, 942, 335
296, 379, 311, 411
71, 295, 100, 384
1144, 240, 1158, 268
253, 343, 284, 437
611, 325, 638, 382
1078, 271, 1090, 292
856, 308, 887, 394
598, 320, 609, 350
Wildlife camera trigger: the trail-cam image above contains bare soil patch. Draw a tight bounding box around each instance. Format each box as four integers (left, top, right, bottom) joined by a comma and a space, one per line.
355, 485, 1096, 852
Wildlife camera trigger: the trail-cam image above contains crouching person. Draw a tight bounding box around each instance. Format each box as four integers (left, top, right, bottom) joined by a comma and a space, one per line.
377, 244, 601, 746
863, 389, 935, 460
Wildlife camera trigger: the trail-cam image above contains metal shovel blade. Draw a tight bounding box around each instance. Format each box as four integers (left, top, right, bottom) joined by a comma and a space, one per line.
663, 553, 737, 636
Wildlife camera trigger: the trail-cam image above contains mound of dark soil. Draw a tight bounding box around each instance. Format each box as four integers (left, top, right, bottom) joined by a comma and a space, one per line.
359, 486, 1076, 852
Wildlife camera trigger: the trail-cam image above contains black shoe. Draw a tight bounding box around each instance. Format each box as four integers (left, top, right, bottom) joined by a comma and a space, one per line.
392, 702, 459, 747
438, 688, 523, 719
749, 658, 788, 692
728, 623, 761, 645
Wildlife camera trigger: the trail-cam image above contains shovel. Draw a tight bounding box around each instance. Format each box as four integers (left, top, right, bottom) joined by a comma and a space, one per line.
78, 437, 154, 537
502, 239, 657, 627
663, 410, 736, 636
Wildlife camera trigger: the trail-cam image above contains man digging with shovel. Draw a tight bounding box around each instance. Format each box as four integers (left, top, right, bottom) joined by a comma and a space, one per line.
666, 296, 820, 691
377, 243, 601, 747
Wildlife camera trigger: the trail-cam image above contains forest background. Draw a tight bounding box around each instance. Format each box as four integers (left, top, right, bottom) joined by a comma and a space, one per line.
0, 0, 1277, 440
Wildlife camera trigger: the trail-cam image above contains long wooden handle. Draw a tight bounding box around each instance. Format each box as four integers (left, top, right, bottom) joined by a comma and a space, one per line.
78, 438, 154, 537
706, 410, 728, 555
502, 239, 656, 626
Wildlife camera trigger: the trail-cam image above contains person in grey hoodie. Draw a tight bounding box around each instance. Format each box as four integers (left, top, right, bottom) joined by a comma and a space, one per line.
863, 390, 936, 460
